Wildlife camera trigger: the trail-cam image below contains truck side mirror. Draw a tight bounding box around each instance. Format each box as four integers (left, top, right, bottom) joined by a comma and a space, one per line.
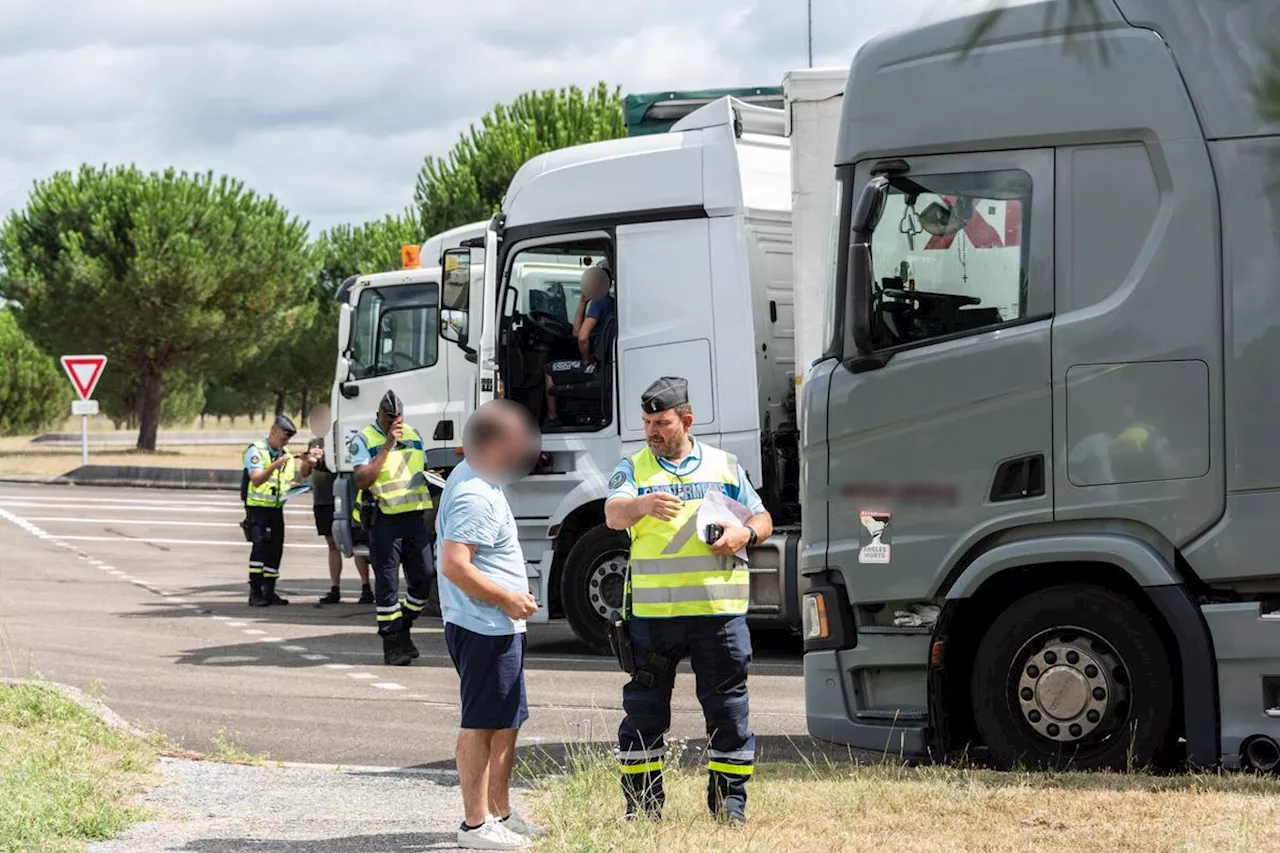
849, 176, 890, 357
337, 302, 354, 354
440, 247, 474, 351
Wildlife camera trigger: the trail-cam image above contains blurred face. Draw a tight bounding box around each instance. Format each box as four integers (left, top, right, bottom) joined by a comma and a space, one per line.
643, 408, 693, 459
582, 268, 610, 300
465, 400, 541, 484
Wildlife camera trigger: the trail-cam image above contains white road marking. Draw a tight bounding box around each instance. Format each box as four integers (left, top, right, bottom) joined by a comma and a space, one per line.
17, 516, 314, 533
181, 604, 201, 610
280, 645, 308, 653
348, 672, 378, 680
210, 616, 231, 621
324, 663, 353, 670
300, 654, 330, 661
243, 629, 267, 636
372, 683, 406, 691
224, 621, 248, 628
51, 535, 326, 549
260, 637, 285, 643
0, 500, 308, 516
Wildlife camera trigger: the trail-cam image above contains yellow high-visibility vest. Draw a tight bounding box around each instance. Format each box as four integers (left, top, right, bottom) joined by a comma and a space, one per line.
359, 424, 433, 514
626, 443, 749, 618
244, 440, 296, 508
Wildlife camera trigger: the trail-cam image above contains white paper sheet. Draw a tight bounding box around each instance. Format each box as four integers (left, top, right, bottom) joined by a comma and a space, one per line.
696, 489, 754, 562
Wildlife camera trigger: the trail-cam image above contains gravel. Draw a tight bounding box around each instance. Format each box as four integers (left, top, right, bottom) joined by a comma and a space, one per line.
90, 757, 526, 852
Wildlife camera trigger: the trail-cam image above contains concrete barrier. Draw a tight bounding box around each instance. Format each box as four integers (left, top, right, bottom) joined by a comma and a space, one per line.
49, 465, 241, 491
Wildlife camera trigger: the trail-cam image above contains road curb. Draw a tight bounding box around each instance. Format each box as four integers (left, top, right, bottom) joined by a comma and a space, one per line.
0, 466, 239, 491
0, 678, 153, 740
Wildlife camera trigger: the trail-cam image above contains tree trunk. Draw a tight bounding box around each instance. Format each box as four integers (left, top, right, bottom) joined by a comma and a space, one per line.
300, 387, 312, 425
136, 369, 165, 452
274, 391, 286, 419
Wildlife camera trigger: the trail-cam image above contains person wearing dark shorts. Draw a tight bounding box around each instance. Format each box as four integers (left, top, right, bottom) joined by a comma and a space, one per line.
438, 401, 543, 850
308, 436, 372, 605
543, 265, 614, 428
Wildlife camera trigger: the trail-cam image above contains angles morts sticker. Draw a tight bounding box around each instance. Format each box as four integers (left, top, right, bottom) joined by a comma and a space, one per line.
858, 510, 892, 565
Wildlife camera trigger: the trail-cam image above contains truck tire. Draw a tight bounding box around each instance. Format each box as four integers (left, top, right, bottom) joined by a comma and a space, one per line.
560, 523, 630, 656
969, 584, 1175, 771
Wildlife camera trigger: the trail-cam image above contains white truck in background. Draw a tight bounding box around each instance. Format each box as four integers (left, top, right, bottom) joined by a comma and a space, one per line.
438, 95, 818, 653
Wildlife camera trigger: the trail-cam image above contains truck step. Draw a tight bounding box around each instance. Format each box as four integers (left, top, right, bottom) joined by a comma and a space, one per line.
855, 708, 930, 723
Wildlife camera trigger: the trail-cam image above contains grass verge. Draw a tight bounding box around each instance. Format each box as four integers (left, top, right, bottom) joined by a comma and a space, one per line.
0, 682, 158, 853
532, 751, 1280, 853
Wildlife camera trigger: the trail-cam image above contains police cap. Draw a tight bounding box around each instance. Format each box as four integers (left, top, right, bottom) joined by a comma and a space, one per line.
378, 389, 404, 417
641, 377, 689, 414
274, 414, 297, 436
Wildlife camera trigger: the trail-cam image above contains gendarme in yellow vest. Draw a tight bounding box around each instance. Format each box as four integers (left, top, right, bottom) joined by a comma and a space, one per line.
244, 440, 297, 508
359, 424, 433, 514
626, 443, 749, 618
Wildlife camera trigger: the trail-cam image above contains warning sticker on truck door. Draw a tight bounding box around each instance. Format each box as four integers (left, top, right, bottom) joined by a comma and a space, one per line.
858, 511, 892, 564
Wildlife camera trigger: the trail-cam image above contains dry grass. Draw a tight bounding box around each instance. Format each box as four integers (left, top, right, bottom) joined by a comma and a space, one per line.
0, 440, 239, 477
0, 682, 158, 853
533, 753, 1280, 853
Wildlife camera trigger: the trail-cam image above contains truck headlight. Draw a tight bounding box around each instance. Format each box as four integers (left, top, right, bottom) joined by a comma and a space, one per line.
802, 592, 829, 642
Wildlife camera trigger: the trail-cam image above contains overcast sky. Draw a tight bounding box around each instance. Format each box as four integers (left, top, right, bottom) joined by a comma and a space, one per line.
0, 0, 936, 235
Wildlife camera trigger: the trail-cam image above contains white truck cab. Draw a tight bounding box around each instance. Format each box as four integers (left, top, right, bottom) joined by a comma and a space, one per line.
442, 96, 806, 652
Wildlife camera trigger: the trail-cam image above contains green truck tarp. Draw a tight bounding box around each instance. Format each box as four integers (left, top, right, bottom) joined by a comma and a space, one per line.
624, 87, 784, 136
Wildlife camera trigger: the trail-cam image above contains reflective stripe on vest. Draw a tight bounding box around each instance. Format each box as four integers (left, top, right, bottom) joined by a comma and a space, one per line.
360, 424, 433, 514
244, 440, 296, 508
626, 443, 749, 618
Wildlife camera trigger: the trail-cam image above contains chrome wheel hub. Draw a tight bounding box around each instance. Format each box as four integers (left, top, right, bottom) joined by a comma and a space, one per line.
1015, 631, 1128, 743
587, 553, 627, 618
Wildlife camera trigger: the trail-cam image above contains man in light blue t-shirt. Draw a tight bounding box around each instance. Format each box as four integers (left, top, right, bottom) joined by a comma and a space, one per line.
437, 400, 543, 849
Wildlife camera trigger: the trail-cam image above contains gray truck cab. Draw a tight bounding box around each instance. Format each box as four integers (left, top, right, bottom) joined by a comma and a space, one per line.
802, 0, 1280, 771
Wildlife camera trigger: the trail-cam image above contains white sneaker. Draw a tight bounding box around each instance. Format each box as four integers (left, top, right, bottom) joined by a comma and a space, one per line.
457, 816, 531, 850
502, 810, 546, 838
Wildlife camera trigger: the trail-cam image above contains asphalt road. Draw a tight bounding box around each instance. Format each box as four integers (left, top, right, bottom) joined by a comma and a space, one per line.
0, 482, 822, 770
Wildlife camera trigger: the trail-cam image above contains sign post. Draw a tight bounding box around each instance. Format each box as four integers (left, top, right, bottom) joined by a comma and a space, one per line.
60, 355, 108, 466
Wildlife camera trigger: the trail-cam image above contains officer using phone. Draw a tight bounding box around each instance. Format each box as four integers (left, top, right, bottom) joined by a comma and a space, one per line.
242, 414, 313, 607
603, 377, 773, 826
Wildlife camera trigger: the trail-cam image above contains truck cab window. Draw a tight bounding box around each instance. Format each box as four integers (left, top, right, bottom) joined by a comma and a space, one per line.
868, 170, 1032, 349
349, 283, 439, 379
499, 243, 615, 431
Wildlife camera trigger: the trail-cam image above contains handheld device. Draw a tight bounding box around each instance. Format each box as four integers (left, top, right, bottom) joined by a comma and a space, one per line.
704, 523, 725, 544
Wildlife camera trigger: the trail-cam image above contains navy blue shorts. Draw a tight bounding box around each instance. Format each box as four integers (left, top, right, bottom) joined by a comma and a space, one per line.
445, 623, 529, 731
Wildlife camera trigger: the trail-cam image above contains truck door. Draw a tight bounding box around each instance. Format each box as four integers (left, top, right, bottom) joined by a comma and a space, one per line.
822, 149, 1055, 604
334, 280, 446, 466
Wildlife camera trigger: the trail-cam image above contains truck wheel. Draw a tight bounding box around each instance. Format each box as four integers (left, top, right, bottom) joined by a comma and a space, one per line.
560, 524, 630, 655
969, 584, 1175, 771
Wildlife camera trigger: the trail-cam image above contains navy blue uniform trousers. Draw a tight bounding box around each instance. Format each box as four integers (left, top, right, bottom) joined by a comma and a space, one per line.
617, 614, 754, 817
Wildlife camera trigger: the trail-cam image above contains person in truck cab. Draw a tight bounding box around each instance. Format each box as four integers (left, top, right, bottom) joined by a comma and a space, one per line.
542, 265, 614, 428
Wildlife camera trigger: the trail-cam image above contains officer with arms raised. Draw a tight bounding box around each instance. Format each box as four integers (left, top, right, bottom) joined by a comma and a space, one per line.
350, 390, 436, 666
604, 377, 773, 826
242, 414, 314, 607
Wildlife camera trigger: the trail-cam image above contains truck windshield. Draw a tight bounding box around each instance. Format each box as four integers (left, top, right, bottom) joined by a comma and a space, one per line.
349, 283, 440, 379
866, 169, 1032, 349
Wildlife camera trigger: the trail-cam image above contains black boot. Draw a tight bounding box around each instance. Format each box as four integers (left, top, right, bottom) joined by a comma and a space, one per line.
319, 586, 341, 604
263, 577, 289, 605
248, 577, 269, 607
402, 620, 420, 659
382, 630, 413, 666
357, 584, 375, 605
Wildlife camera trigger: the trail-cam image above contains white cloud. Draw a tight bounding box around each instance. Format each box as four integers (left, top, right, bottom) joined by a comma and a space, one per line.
0, 0, 934, 235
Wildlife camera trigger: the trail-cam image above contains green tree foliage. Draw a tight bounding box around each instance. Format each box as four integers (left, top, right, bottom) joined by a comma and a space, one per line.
0, 308, 64, 436
415, 83, 626, 235
0, 165, 310, 450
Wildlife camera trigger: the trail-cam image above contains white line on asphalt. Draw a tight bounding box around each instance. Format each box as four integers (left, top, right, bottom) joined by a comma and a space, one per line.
210, 616, 231, 621
280, 645, 308, 653
0, 494, 245, 507
260, 637, 285, 643
243, 629, 267, 636
51, 535, 327, 549
372, 683, 406, 691
181, 604, 201, 610
224, 621, 248, 627
323, 663, 353, 670
17, 516, 315, 532
299, 654, 330, 661
348, 672, 378, 680
0, 501, 308, 516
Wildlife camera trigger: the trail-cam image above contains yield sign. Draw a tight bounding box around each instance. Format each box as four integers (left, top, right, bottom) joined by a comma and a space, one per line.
60, 355, 108, 401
